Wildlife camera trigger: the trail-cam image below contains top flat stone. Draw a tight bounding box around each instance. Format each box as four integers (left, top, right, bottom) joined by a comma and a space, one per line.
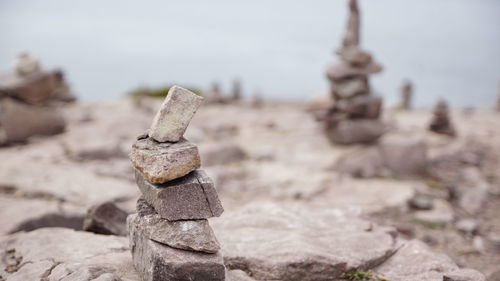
149, 85, 204, 143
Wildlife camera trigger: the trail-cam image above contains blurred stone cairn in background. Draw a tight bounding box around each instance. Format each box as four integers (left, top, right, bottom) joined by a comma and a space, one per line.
323, 0, 385, 145
0, 52, 76, 145
128, 86, 225, 280
428, 99, 456, 137
399, 80, 413, 110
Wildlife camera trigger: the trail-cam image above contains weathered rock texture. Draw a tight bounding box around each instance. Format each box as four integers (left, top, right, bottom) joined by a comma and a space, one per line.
323, 0, 385, 145
128, 217, 225, 281
135, 169, 223, 220
334, 138, 427, 178
0, 97, 65, 145
129, 197, 220, 253
148, 85, 204, 143
212, 203, 398, 281
375, 240, 485, 281
0, 228, 138, 281
83, 201, 129, 236
129, 137, 201, 184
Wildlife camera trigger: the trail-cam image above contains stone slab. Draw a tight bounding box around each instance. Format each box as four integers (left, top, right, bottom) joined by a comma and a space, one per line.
135, 169, 223, 220
129, 137, 201, 184
128, 215, 225, 281
326, 119, 385, 145
149, 85, 204, 143
129, 197, 220, 253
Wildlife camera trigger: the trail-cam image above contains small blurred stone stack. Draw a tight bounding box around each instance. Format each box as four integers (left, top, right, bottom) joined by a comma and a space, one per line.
429, 99, 456, 137
0, 52, 76, 145
324, 0, 385, 145
127, 86, 226, 281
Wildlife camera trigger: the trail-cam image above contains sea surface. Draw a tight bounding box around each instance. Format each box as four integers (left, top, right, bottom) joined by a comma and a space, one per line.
1, 0, 499, 107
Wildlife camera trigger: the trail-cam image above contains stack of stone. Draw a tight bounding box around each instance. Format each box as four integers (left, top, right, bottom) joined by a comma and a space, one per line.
0, 52, 75, 145
127, 85, 226, 281
428, 99, 456, 137
324, 0, 385, 145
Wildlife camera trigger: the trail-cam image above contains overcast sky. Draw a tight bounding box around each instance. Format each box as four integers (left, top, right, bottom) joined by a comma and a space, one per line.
1, 0, 499, 106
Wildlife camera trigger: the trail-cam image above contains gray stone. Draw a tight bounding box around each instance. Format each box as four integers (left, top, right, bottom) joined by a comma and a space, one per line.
129, 137, 201, 184
135, 169, 223, 220
443, 269, 486, 281
326, 61, 383, 81
455, 219, 478, 234
128, 198, 220, 253
337, 46, 372, 66
211, 203, 398, 281
226, 270, 256, 281
378, 138, 428, 178
148, 85, 204, 143
128, 215, 225, 281
326, 119, 384, 144
375, 240, 485, 281
333, 147, 386, 178
343, 95, 382, 119
0, 228, 138, 281
414, 199, 454, 225
202, 143, 248, 166
0, 97, 65, 145
331, 77, 369, 100
83, 201, 129, 236
408, 193, 434, 210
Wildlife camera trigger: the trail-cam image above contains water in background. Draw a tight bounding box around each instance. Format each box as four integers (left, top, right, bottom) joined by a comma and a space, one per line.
1, 0, 499, 107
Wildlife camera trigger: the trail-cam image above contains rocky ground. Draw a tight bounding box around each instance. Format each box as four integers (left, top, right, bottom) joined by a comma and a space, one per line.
0, 97, 499, 280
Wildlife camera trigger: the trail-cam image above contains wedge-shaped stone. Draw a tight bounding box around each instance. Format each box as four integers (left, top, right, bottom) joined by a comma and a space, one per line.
129, 197, 220, 253
135, 169, 224, 220
129, 137, 201, 184
149, 85, 204, 143
128, 215, 225, 281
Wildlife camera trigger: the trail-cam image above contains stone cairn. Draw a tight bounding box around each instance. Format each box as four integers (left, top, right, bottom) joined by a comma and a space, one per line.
324, 0, 385, 145
399, 80, 413, 110
0, 52, 75, 145
128, 85, 225, 281
428, 99, 456, 137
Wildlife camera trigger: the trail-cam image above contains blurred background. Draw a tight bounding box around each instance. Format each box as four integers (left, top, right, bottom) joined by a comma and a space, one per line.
1, 0, 499, 106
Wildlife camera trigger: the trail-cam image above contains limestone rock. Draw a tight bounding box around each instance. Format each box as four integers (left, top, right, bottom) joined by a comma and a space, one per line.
326, 119, 384, 144
331, 77, 369, 100
83, 201, 129, 236
128, 197, 220, 253
226, 270, 256, 281
378, 138, 427, 178
414, 199, 454, 225
211, 203, 398, 281
0, 97, 65, 145
202, 142, 248, 166
343, 95, 382, 119
129, 137, 201, 184
148, 85, 204, 143
375, 240, 485, 281
408, 193, 434, 210
0, 228, 139, 280
128, 216, 225, 281
135, 169, 223, 220
326, 61, 382, 81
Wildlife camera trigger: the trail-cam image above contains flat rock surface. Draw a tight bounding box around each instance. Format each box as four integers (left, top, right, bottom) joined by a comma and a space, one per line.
375, 240, 485, 281
211, 203, 398, 281
0, 227, 139, 281
129, 137, 201, 184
